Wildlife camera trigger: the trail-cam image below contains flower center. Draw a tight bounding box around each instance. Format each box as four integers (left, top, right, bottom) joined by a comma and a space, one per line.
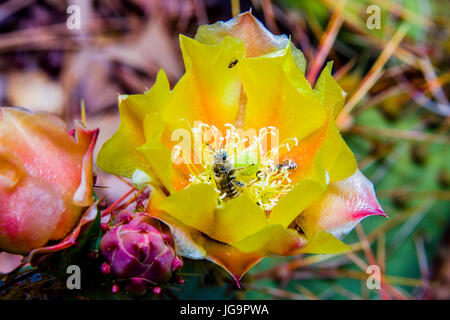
187, 123, 298, 211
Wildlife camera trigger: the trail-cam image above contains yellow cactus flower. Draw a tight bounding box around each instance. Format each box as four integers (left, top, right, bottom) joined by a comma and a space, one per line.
97, 12, 386, 282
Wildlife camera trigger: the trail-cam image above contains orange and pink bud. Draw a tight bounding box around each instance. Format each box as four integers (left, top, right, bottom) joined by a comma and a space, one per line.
0, 107, 98, 255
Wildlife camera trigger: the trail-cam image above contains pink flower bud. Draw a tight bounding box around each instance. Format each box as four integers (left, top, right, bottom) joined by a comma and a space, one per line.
152, 287, 161, 295
101, 262, 111, 275
99, 212, 183, 295
111, 284, 120, 293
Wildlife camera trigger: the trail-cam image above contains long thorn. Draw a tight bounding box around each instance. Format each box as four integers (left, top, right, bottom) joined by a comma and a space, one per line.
307, 0, 346, 85
337, 24, 410, 124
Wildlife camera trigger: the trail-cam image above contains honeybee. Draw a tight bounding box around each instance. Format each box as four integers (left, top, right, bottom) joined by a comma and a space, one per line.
207, 144, 297, 201
208, 144, 244, 200
255, 160, 297, 178
276, 160, 297, 171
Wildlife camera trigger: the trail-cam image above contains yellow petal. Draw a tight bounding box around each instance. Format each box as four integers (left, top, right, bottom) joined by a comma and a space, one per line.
137, 113, 180, 193
158, 183, 217, 236
151, 209, 262, 283
232, 224, 306, 256
240, 50, 326, 142
315, 62, 347, 118
299, 231, 350, 254
281, 115, 356, 185
158, 35, 244, 133
158, 184, 268, 244
279, 121, 329, 183
97, 70, 170, 178
268, 178, 326, 227
286, 42, 307, 75
277, 61, 355, 183
150, 210, 207, 260
280, 42, 311, 91
314, 119, 357, 183
201, 238, 263, 283
192, 12, 318, 139
212, 194, 267, 243
310, 63, 356, 182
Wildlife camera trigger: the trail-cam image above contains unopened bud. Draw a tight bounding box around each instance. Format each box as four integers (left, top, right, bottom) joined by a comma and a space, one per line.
152, 287, 161, 295
101, 262, 111, 275
111, 284, 120, 293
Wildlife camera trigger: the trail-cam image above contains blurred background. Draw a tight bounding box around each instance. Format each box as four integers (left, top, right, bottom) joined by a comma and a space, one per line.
0, 0, 448, 300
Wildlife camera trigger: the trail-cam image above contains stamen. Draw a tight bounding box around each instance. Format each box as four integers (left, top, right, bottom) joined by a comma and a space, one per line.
188, 122, 296, 211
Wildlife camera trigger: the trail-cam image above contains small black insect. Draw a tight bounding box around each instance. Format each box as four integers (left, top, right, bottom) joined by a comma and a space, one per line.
228, 59, 238, 68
